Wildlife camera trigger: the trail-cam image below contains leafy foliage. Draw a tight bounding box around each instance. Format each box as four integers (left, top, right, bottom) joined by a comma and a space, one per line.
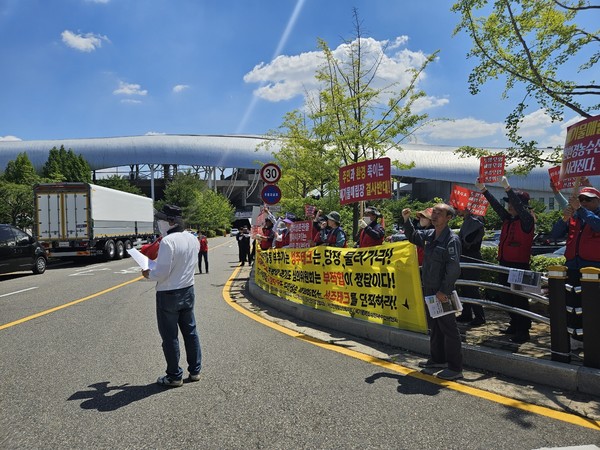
262, 8, 438, 237
42, 145, 92, 182
452, 0, 599, 173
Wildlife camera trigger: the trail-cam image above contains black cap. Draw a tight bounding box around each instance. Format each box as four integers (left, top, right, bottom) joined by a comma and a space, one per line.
155, 204, 183, 221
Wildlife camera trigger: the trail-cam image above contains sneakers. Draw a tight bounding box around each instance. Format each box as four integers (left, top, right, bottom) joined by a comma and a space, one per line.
418, 359, 447, 369
436, 369, 463, 381
188, 373, 201, 382
156, 375, 183, 388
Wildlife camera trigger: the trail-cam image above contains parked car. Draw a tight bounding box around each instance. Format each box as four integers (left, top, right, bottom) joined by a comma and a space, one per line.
230, 228, 239, 237
0, 224, 48, 275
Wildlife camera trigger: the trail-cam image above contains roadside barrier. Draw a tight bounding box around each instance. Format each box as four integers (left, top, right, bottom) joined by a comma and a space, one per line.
459, 262, 599, 368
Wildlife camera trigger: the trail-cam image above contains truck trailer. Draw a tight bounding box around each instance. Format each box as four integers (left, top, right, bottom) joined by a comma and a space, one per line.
34, 183, 155, 260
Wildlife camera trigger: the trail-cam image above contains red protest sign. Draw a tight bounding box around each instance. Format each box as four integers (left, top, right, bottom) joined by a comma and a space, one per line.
479, 155, 505, 183
450, 184, 489, 216
304, 204, 317, 218
561, 115, 600, 180
450, 185, 470, 210
548, 166, 575, 190
467, 191, 489, 216
339, 157, 391, 205
289, 220, 312, 249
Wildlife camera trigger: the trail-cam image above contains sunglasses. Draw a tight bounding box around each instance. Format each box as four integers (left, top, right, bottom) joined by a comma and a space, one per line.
578, 196, 596, 202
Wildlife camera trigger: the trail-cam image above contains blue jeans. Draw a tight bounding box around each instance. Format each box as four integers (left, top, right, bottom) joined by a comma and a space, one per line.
156, 285, 202, 380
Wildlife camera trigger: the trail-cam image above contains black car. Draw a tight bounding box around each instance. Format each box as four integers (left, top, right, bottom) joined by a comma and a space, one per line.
0, 224, 48, 275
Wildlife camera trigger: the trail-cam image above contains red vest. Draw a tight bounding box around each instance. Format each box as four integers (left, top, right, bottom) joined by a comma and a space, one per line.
498, 219, 534, 264
326, 227, 347, 247
259, 227, 274, 250
275, 230, 290, 249
358, 228, 384, 247
564, 217, 600, 262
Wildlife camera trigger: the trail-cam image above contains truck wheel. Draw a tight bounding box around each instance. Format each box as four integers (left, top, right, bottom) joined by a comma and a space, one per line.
115, 240, 125, 260
123, 239, 133, 257
103, 240, 116, 260
33, 256, 47, 274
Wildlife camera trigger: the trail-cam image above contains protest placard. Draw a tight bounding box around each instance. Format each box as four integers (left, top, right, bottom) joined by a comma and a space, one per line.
479, 155, 505, 183
561, 115, 600, 180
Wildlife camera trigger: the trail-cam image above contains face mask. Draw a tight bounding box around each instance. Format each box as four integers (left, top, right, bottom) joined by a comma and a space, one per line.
157, 220, 172, 236
362, 216, 372, 226
419, 218, 430, 228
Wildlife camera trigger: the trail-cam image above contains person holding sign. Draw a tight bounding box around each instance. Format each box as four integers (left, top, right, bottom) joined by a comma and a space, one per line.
551, 185, 600, 350
475, 176, 535, 344
356, 206, 385, 248
403, 203, 463, 381
256, 210, 276, 250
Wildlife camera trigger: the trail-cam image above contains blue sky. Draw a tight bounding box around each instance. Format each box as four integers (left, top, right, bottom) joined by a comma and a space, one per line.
0, 0, 587, 148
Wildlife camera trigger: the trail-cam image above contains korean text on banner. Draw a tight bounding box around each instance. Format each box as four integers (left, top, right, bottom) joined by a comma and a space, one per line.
339, 157, 392, 205
449, 184, 489, 216
548, 166, 575, 190
254, 242, 428, 333
561, 115, 600, 180
479, 155, 505, 183
289, 220, 312, 249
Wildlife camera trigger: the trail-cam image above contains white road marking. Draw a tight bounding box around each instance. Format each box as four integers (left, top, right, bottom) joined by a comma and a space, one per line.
0, 287, 39, 298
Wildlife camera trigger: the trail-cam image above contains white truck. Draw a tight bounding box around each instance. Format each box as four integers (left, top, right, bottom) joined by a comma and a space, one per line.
34, 183, 155, 260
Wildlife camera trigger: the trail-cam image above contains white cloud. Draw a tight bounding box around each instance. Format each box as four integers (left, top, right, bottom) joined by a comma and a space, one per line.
0, 135, 21, 142
145, 131, 166, 136
420, 117, 504, 140
85, 0, 110, 3
172, 84, 190, 93
387, 36, 409, 50
113, 81, 148, 96
61, 30, 109, 52
412, 96, 449, 113
243, 36, 442, 109
542, 114, 586, 147
121, 99, 142, 104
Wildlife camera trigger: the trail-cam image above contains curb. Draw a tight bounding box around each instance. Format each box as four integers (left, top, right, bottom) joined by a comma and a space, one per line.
247, 275, 600, 396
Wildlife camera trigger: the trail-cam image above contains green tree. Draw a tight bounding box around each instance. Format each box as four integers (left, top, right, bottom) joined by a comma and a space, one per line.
42, 145, 92, 182
188, 189, 235, 232
158, 171, 207, 214
0, 181, 34, 228
2, 153, 39, 185
95, 175, 145, 196
452, 0, 599, 173
265, 9, 438, 236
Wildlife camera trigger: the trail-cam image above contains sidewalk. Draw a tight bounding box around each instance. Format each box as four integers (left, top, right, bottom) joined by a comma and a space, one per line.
233, 265, 600, 422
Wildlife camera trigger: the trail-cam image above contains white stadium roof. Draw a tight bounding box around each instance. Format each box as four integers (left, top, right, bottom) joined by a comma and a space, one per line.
0, 134, 561, 193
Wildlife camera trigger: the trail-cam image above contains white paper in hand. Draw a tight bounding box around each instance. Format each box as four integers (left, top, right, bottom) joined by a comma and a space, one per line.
127, 248, 156, 271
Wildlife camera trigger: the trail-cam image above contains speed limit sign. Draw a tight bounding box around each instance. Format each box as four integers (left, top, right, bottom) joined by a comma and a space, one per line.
260, 163, 281, 184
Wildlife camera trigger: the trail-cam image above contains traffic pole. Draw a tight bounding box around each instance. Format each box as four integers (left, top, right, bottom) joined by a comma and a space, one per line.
546, 265, 570, 363
580, 267, 600, 369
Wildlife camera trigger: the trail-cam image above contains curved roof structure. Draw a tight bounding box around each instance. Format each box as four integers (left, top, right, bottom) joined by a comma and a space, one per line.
0, 134, 559, 193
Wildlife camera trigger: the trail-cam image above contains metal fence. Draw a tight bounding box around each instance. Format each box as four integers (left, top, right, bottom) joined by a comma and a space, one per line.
456, 262, 600, 369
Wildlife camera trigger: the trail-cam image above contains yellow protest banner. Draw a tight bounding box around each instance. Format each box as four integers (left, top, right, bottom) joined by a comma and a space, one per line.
254, 242, 428, 333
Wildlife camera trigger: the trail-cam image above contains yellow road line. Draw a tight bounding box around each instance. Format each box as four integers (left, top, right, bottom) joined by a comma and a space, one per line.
0, 276, 143, 331
223, 268, 600, 431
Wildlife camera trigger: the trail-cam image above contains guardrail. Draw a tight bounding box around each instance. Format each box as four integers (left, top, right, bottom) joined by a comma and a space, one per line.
457, 262, 599, 369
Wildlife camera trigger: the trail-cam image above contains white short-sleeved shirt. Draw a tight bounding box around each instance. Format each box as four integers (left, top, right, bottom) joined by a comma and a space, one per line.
149, 231, 200, 292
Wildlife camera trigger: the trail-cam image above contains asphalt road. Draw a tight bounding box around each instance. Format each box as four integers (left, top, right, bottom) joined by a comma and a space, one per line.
1, 236, 599, 449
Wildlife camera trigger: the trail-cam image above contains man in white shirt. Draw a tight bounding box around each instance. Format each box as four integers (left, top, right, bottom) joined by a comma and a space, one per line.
142, 204, 201, 387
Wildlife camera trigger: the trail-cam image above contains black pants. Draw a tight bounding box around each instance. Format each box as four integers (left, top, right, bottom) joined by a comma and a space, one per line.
198, 251, 208, 273
424, 288, 463, 372
498, 261, 531, 332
